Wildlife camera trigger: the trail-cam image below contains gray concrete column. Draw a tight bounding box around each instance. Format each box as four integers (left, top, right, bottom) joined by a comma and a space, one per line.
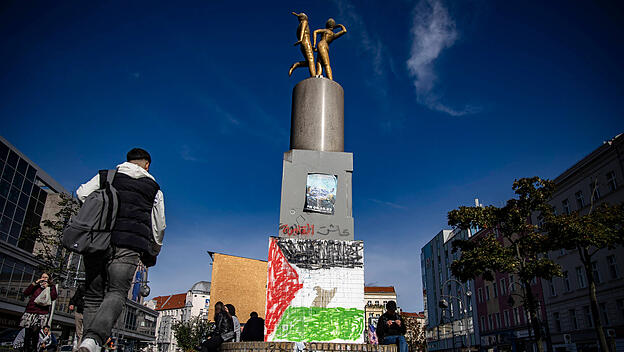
290, 77, 344, 152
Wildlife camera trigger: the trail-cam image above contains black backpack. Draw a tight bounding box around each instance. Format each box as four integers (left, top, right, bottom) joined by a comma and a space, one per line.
62, 170, 118, 254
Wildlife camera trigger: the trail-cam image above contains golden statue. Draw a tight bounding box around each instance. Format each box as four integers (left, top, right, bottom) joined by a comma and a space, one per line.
313, 18, 347, 81
288, 12, 319, 77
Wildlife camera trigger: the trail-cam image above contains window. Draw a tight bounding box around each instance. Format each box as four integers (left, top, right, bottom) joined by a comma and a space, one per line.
504, 310, 510, 327
500, 278, 507, 296
592, 262, 601, 284
549, 279, 556, 296
607, 255, 618, 279
495, 312, 501, 329
583, 306, 593, 328
553, 312, 561, 332
590, 180, 601, 202
617, 299, 624, 321
562, 199, 570, 214
600, 303, 609, 325
481, 316, 486, 331
576, 267, 587, 288
575, 191, 584, 209
509, 275, 516, 292
513, 307, 521, 325
563, 271, 571, 292
569, 309, 578, 330
493, 283, 498, 298
607, 171, 618, 192
478, 288, 483, 303
488, 315, 493, 330
485, 286, 490, 300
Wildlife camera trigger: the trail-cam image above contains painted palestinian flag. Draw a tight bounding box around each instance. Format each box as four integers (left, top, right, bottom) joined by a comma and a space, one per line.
265, 237, 365, 343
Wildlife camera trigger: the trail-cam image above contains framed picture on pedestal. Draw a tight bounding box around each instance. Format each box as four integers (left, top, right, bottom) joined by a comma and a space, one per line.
304, 173, 337, 215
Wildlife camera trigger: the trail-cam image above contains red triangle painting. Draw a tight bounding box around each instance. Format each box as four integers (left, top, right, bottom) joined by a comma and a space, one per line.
265, 237, 304, 340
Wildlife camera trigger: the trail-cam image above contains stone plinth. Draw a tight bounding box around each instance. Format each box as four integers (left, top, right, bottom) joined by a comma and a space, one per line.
291, 77, 344, 152
220, 342, 397, 352
278, 149, 353, 240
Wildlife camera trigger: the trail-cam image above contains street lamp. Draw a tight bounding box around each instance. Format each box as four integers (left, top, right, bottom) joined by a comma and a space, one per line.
439, 279, 473, 352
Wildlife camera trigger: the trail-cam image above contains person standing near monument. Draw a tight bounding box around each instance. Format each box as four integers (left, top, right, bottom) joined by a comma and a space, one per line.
225, 304, 240, 342
241, 312, 264, 341
69, 284, 85, 349
20, 272, 57, 352
375, 301, 408, 352
76, 148, 166, 352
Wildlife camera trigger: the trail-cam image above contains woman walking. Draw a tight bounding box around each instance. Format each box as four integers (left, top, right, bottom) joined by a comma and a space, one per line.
20, 273, 57, 352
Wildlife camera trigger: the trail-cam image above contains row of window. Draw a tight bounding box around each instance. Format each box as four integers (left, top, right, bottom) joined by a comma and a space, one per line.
366, 299, 390, 306
477, 275, 519, 303
549, 255, 619, 296
559, 171, 618, 215
551, 299, 624, 332
480, 306, 528, 332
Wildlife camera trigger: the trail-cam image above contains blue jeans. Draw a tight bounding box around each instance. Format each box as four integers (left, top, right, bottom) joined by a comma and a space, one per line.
83, 247, 139, 345
383, 335, 408, 352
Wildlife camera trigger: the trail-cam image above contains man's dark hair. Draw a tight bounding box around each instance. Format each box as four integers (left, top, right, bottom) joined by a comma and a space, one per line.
250, 311, 258, 318
127, 148, 151, 164
386, 300, 397, 311
43, 325, 50, 329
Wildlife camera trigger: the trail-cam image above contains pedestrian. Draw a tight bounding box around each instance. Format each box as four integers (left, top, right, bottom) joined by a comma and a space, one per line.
76, 148, 166, 352
20, 272, 57, 352
225, 304, 240, 342
240, 312, 264, 342
38, 326, 57, 352
375, 301, 408, 352
200, 302, 234, 352
69, 284, 85, 350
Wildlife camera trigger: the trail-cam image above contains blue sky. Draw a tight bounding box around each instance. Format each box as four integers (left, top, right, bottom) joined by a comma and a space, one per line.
1, 0, 623, 312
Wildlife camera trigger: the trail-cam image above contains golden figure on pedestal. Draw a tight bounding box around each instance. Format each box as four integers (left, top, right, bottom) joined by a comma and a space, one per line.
313, 18, 347, 81
289, 12, 319, 77
289, 13, 347, 81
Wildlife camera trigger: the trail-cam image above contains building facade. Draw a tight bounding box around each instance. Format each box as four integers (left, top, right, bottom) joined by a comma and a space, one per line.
0, 136, 78, 340
421, 228, 478, 352
541, 133, 624, 352
148, 281, 211, 352
469, 227, 549, 352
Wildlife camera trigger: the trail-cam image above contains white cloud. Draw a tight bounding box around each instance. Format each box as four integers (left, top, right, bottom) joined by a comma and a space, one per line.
369, 198, 408, 210
407, 0, 479, 116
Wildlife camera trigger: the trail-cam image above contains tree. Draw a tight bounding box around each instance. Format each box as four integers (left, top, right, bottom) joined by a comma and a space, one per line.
544, 199, 624, 352
21, 192, 81, 283
402, 314, 426, 352
448, 177, 562, 352
172, 316, 214, 352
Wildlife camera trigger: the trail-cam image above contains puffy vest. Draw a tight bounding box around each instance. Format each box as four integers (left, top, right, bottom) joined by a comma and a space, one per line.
111, 173, 160, 266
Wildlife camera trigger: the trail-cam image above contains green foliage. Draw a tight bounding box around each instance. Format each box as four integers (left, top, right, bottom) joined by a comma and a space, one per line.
449, 177, 562, 283
544, 203, 624, 251
403, 315, 426, 352
172, 316, 214, 352
21, 193, 80, 279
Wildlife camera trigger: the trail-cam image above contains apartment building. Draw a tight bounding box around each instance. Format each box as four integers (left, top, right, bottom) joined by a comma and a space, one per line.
541, 133, 624, 352
421, 228, 478, 351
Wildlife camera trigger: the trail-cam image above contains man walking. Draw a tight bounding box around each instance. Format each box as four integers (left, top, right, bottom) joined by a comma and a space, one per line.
76, 148, 166, 352
376, 301, 408, 352
69, 284, 85, 350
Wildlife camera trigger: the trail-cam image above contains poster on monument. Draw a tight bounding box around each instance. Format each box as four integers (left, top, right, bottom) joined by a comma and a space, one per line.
304, 173, 337, 215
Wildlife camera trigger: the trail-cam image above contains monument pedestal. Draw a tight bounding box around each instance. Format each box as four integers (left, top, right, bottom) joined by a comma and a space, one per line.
278, 149, 353, 240
266, 76, 364, 344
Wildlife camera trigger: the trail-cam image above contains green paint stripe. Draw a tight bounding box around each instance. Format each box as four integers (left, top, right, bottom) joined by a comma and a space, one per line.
273, 306, 365, 342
